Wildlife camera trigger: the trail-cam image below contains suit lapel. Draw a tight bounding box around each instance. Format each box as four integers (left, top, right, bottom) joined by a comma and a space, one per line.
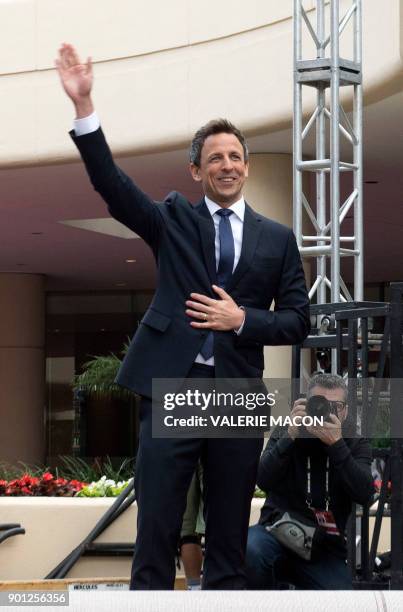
225, 203, 263, 293
195, 198, 217, 285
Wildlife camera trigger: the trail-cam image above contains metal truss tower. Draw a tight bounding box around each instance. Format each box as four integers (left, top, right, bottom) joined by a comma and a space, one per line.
293, 0, 363, 304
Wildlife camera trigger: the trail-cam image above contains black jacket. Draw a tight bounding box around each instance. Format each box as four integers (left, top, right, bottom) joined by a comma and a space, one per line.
71, 128, 310, 398
257, 425, 374, 556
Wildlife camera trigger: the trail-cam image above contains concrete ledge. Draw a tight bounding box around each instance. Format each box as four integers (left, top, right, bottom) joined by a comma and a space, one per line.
0, 497, 263, 581
0, 497, 390, 581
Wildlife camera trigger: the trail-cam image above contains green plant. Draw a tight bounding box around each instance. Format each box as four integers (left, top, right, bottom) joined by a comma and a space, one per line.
57, 456, 135, 483
371, 438, 390, 449
0, 456, 135, 485
368, 399, 390, 449
0, 461, 51, 481
72, 342, 133, 399
76, 476, 132, 497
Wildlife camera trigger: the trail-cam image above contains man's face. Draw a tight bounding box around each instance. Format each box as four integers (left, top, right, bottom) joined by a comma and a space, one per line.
189, 132, 249, 207
309, 385, 348, 422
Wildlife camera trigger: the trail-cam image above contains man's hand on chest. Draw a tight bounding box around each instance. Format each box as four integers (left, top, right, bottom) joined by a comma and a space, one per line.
186, 284, 245, 332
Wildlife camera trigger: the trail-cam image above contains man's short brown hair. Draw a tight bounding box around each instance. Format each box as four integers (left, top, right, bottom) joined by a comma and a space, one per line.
307, 373, 348, 402
189, 119, 249, 167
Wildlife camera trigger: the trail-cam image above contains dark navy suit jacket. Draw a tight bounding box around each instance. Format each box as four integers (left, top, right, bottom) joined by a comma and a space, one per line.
72, 128, 310, 398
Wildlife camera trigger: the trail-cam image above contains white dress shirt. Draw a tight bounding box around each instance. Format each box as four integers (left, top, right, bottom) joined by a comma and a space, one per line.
194, 196, 245, 365
73, 112, 246, 366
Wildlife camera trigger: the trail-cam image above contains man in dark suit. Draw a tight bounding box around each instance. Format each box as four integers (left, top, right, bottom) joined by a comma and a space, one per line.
56, 43, 310, 590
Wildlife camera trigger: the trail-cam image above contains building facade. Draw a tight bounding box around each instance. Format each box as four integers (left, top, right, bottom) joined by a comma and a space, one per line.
0, 0, 402, 465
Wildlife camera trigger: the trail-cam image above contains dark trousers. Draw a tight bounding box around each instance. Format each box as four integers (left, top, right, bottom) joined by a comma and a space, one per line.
130, 364, 263, 590
245, 524, 352, 590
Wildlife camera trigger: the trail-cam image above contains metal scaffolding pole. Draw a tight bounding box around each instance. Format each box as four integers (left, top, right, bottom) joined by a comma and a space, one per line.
293, 0, 363, 305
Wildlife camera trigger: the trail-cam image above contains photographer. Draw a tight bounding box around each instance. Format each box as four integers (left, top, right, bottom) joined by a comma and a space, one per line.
246, 373, 374, 590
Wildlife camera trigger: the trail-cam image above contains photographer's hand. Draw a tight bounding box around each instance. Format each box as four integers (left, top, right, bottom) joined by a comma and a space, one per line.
306, 413, 342, 446
288, 399, 307, 440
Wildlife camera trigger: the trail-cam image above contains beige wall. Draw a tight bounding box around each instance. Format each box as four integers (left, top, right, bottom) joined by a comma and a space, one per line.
0, 0, 401, 166
0, 274, 45, 465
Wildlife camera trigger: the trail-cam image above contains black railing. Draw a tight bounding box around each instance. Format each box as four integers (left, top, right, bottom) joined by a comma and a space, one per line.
292, 282, 403, 589
0, 523, 25, 544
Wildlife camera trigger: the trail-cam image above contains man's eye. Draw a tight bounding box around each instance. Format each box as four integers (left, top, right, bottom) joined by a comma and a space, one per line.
333, 402, 344, 411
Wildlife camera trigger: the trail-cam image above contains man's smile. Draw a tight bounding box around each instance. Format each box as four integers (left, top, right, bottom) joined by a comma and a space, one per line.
217, 176, 238, 183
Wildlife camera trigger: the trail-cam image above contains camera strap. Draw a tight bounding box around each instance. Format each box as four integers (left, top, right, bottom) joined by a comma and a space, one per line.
306, 456, 330, 511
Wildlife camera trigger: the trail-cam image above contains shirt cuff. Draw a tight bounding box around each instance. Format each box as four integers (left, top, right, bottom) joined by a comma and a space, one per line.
234, 306, 246, 335
73, 111, 100, 137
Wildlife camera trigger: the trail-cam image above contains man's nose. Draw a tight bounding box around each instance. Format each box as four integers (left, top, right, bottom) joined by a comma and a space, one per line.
221, 156, 234, 171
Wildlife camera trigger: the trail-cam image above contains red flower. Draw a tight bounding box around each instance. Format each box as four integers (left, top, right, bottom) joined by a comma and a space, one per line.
0, 472, 88, 497
70, 480, 86, 491
54, 478, 67, 486
20, 474, 39, 487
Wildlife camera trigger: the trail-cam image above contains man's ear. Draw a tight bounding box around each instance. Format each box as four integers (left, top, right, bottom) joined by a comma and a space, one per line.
189, 163, 202, 182
244, 161, 249, 178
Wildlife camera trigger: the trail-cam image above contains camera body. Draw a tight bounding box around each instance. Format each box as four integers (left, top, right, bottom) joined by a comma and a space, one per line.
306, 395, 336, 421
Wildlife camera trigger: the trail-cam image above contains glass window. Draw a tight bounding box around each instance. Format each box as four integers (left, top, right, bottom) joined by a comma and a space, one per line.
45, 291, 152, 468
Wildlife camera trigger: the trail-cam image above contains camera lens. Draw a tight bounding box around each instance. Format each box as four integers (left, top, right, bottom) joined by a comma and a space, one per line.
306, 395, 330, 419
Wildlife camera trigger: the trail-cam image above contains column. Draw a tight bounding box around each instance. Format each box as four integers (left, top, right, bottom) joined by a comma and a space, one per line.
0, 274, 45, 466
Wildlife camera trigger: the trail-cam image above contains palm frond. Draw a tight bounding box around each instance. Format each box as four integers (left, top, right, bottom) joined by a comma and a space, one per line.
72, 351, 133, 399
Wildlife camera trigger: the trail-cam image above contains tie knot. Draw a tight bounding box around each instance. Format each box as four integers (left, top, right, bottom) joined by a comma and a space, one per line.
216, 208, 233, 218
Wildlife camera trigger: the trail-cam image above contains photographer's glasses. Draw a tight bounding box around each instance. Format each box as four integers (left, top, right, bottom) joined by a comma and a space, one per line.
328, 400, 347, 413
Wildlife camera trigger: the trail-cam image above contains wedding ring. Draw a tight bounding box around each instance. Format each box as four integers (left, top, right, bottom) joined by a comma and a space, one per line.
204, 313, 208, 321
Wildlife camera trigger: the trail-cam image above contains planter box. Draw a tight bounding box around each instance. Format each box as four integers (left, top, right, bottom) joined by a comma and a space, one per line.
0, 498, 389, 581
0, 498, 135, 581
0, 498, 264, 581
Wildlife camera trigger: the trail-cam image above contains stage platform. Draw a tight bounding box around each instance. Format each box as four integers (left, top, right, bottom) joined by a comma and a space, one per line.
0, 582, 399, 612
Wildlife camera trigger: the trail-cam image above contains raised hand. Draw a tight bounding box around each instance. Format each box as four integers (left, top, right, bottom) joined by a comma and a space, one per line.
287, 398, 307, 440
55, 43, 94, 117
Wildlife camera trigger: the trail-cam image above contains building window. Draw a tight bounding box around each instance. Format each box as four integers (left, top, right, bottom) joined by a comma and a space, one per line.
45, 291, 152, 467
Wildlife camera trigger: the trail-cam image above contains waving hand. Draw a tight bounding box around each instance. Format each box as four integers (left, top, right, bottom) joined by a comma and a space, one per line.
55, 43, 94, 117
